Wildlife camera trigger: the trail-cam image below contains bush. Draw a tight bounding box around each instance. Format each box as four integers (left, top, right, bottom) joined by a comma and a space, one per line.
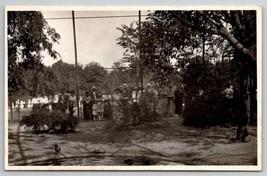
183, 95, 239, 127
19, 110, 79, 133
119, 92, 158, 125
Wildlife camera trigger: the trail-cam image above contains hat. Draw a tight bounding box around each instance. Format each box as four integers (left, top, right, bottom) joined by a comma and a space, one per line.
91, 86, 96, 90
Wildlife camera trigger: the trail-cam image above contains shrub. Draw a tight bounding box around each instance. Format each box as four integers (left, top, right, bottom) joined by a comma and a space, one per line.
19, 110, 79, 133
183, 95, 239, 127
119, 92, 159, 125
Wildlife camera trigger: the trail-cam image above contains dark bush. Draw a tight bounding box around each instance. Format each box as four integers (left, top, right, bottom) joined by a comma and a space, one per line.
19, 110, 79, 133
183, 95, 239, 127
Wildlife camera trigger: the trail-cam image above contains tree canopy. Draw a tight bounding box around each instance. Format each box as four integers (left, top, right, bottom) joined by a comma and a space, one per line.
8, 11, 61, 96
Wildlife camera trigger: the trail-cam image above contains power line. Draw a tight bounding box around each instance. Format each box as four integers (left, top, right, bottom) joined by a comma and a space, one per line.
45, 14, 148, 20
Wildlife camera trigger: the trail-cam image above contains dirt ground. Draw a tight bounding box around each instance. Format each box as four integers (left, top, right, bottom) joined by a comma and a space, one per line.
8, 116, 257, 166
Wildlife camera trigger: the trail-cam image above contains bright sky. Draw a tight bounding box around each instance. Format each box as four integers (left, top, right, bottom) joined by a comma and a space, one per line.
41, 11, 148, 68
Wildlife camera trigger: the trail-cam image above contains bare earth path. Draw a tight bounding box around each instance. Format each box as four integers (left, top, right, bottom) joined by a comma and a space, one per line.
8, 116, 257, 166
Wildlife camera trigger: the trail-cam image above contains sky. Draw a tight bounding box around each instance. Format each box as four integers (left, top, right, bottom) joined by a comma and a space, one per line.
41, 11, 148, 68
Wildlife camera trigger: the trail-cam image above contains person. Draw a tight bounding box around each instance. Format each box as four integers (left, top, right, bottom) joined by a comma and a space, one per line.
92, 103, 98, 121
144, 83, 158, 115
82, 91, 92, 121
68, 90, 76, 116
223, 85, 234, 124
112, 88, 123, 120
224, 85, 234, 99
132, 86, 141, 104
122, 83, 131, 99
58, 92, 66, 113
174, 89, 183, 115
96, 98, 105, 120
52, 94, 59, 112
40, 95, 49, 110
90, 86, 98, 102
90, 86, 100, 117
32, 97, 40, 112
103, 98, 112, 119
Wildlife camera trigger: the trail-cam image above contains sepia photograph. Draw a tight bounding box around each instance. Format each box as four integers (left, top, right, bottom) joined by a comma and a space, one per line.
5, 6, 262, 170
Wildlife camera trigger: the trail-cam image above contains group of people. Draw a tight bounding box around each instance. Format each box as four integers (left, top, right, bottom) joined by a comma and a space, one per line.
23, 83, 158, 121
82, 83, 158, 121
82, 86, 106, 121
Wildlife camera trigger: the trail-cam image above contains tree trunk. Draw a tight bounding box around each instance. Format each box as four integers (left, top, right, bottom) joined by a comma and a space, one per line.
9, 96, 14, 124
236, 75, 250, 142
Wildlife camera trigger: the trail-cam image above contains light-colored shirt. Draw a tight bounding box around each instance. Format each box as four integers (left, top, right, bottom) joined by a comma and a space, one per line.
225, 88, 234, 99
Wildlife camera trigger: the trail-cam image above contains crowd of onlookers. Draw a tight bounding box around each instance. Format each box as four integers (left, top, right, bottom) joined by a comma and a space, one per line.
10, 83, 159, 121
10, 84, 238, 122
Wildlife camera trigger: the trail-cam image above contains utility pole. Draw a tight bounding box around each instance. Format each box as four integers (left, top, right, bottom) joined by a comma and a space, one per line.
139, 10, 144, 94
72, 11, 80, 119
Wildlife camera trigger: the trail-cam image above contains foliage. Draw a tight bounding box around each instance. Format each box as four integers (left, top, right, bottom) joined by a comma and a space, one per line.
139, 93, 158, 121
81, 62, 107, 93
19, 110, 79, 133
119, 93, 159, 126
51, 60, 82, 94
102, 61, 138, 93
8, 11, 61, 96
182, 58, 239, 127
117, 22, 167, 86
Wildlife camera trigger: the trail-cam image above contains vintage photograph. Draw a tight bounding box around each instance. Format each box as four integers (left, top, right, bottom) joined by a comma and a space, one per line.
5, 6, 262, 170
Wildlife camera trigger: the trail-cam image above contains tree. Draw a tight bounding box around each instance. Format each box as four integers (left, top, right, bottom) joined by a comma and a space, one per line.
80, 62, 107, 94
22, 66, 58, 97
8, 11, 61, 96
149, 10, 257, 141
117, 10, 257, 141
51, 60, 83, 94
102, 61, 137, 94
117, 22, 173, 87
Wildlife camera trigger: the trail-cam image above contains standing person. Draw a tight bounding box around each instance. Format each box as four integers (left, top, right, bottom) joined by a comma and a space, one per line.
90, 86, 98, 102
122, 83, 131, 99
144, 83, 158, 114
69, 90, 76, 116
96, 98, 105, 120
223, 85, 234, 124
32, 96, 40, 112
103, 96, 112, 120
82, 91, 91, 121
87, 86, 98, 120
132, 86, 141, 104
92, 103, 98, 121
174, 88, 183, 115
112, 88, 123, 121
58, 92, 66, 113
52, 94, 59, 112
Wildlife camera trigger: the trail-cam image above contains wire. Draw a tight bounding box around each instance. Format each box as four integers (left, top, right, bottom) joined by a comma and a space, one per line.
45, 15, 148, 20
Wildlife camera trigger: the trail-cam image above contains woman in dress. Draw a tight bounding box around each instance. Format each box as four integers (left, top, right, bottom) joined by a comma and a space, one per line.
83, 91, 91, 121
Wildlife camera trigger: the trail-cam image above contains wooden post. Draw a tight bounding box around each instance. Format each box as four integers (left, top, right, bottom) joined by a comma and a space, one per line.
72, 11, 80, 119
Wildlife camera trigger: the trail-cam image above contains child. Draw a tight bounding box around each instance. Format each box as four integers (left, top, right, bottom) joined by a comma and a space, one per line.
73, 106, 78, 117
92, 103, 98, 121
97, 99, 104, 120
